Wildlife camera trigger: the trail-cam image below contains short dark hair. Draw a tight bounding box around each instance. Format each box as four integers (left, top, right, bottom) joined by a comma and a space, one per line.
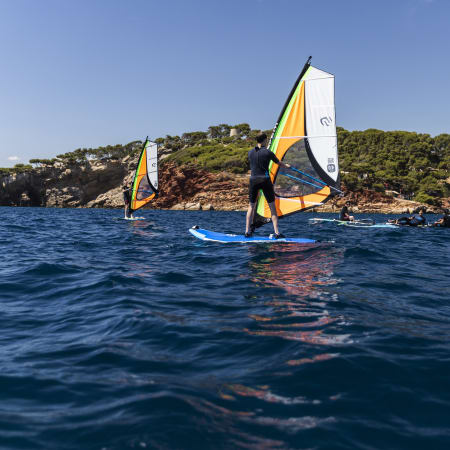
256, 133, 268, 144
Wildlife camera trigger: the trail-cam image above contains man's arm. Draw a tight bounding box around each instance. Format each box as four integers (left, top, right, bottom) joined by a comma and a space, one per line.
271, 153, 291, 169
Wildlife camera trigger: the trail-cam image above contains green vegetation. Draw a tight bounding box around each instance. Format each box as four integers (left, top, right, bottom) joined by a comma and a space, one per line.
30, 141, 144, 166
1, 140, 143, 174
29, 158, 58, 167
163, 123, 271, 174
164, 125, 450, 204
0, 163, 33, 175
338, 127, 450, 205
54, 141, 143, 163
166, 141, 249, 174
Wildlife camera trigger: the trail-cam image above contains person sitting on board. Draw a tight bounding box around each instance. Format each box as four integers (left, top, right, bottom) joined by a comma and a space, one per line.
339, 204, 354, 221
390, 216, 410, 226
412, 210, 427, 226
122, 185, 134, 219
245, 133, 291, 238
391, 210, 426, 226
432, 209, 450, 227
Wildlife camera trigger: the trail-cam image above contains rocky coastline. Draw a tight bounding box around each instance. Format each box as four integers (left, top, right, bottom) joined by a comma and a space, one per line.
0, 155, 445, 215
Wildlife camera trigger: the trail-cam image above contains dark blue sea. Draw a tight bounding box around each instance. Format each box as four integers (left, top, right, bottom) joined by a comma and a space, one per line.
0, 207, 449, 450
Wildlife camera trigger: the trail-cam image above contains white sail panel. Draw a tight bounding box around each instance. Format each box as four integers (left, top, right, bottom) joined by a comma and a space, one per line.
146, 141, 158, 190
305, 67, 339, 182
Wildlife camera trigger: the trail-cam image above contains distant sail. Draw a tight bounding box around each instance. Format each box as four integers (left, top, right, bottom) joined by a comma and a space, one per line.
255, 57, 340, 221
130, 138, 158, 211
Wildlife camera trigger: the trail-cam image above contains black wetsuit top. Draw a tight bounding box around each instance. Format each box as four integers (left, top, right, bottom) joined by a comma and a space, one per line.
443, 214, 450, 227
409, 214, 426, 226
123, 189, 131, 205
248, 146, 280, 204
398, 214, 426, 226
436, 214, 450, 227
339, 206, 350, 221
248, 146, 280, 178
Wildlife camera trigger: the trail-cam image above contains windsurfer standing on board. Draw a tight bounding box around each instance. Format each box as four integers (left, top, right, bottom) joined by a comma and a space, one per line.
122, 185, 134, 219
245, 133, 291, 238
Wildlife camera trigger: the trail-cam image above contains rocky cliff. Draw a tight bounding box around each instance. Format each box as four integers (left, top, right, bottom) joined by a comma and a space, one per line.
0, 156, 248, 211
1, 159, 126, 208
85, 162, 249, 211
0, 155, 444, 214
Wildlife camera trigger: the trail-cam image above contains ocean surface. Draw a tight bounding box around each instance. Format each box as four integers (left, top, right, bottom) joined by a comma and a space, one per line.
0, 207, 449, 450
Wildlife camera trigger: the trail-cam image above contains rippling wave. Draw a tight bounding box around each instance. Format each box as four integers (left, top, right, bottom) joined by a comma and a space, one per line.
0, 207, 449, 449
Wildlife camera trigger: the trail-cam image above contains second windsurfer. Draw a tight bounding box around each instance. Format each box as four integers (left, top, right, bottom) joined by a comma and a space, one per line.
123, 185, 134, 219
245, 133, 291, 238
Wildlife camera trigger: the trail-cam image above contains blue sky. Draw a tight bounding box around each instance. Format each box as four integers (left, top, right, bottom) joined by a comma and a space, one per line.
0, 0, 448, 167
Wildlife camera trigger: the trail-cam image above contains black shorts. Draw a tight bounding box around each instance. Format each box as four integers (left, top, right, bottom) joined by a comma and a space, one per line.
249, 177, 275, 204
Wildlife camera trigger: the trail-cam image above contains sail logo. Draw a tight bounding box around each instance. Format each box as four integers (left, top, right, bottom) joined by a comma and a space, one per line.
327, 158, 336, 172
320, 116, 333, 127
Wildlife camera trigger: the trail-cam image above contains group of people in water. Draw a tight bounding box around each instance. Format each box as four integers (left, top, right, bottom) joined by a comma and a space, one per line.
340, 203, 450, 227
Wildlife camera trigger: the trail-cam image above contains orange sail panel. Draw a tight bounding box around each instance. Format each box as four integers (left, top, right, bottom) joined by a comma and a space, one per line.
268, 82, 305, 180
255, 57, 339, 220
130, 139, 158, 211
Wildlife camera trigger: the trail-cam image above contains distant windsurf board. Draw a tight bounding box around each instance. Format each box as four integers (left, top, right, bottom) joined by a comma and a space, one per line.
342, 222, 397, 228
118, 216, 146, 221
309, 218, 396, 228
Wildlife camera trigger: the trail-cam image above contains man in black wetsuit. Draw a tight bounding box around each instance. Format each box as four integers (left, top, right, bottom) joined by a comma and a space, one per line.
393, 209, 426, 226
245, 133, 291, 238
433, 209, 450, 227
411, 210, 426, 226
123, 185, 133, 219
339, 204, 354, 221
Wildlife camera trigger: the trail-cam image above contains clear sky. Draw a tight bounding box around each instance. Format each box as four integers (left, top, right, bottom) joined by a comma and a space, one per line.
0, 0, 449, 167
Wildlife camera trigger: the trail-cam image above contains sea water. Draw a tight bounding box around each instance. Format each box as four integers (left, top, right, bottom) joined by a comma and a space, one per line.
0, 207, 449, 450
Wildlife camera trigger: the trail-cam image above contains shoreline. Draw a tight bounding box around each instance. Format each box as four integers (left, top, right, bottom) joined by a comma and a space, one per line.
1, 204, 442, 216
1, 160, 446, 214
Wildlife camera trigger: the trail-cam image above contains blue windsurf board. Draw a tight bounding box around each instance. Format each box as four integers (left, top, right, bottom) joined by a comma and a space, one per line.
189, 227, 316, 244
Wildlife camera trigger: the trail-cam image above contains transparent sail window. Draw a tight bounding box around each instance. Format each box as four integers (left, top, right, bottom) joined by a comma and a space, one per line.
274, 139, 322, 198
137, 177, 154, 200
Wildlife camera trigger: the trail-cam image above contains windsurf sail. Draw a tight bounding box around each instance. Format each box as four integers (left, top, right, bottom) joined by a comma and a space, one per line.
130, 137, 158, 211
253, 56, 340, 225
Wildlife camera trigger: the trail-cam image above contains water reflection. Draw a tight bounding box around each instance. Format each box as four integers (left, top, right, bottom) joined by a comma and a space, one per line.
220, 383, 320, 405
181, 393, 335, 450
124, 261, 155, 278
247, 244, 338, 298
130, 220, 157, 238
211, 245, 346, 440
244, 244, 351, 346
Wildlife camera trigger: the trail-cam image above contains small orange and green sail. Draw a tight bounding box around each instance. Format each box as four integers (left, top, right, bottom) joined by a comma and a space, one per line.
130, 138, 158, 211
255, 57, 340, 221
